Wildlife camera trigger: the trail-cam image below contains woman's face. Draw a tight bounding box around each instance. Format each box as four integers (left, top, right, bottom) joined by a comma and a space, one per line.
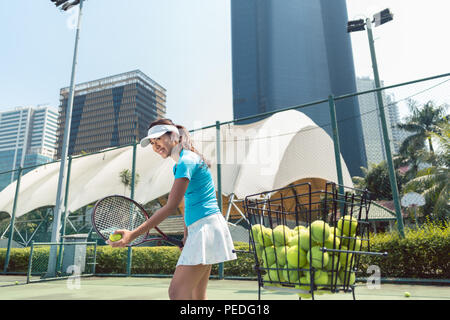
150, 133, 176, 158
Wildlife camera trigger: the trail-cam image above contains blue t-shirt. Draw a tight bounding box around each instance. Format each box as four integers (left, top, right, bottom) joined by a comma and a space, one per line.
173, 149, 220, 226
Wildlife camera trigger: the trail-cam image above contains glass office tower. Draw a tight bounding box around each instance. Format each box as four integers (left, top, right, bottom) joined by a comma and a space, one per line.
56, 70, 166, 158
231, 0, 366, 176
0, 106, 58, 191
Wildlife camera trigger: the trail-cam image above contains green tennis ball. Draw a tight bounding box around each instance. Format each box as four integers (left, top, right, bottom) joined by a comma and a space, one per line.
404, 291, 411, 298
286, 245, 307, 268
338, 246, 354, 270
282, 265, 300, 284
272, 225, 291, 246
268, 263, 284, 283
339, 270, 355, 286
109, 233, 122, 242
275, 245, 288, 266
251, 224, 262, 239
307, 246, 329, 269
324, 233, 341, 251
325, 256, 341, 272
261, 246, 276, 268
337, 215, 358, 237
259, 227, 274, 247
342, 236, 362, 251
314, 270, 329, 286
310, 220, 330, 244
15, 281, 19, 285
298, 229, 312, 252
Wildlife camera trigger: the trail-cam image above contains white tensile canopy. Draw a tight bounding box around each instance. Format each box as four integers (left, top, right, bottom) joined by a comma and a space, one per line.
0, 110, 353, 218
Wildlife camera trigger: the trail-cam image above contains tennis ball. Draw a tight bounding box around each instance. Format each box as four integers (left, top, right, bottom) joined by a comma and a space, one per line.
251, 224, 262, 239
324, 232, 341, 251
109, 233, 122, 242
261, 246, 276, 268
268, 263, 284, 283
254, 243, 264, 261
404, 292, 411, 298
298, 229, 312, 252
307, 246, 329, 269
15, 281, 19, 285
338, 246, 354, 270
325, 256, 341, 272
314, 270, 329, 286
339, 270, 355, 286
342, 236, 362, 251
272, 225, 291, 246
275, 245, 288, 266
282, 265, 300, 284
330, 226, 342, 237
337, 215, 358, 237
259, 227, 274, 247
310, 220, 330, 244
286, 245, 307, 268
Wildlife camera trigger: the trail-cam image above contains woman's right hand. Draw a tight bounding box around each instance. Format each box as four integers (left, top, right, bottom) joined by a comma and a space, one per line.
106, 229, 133, 248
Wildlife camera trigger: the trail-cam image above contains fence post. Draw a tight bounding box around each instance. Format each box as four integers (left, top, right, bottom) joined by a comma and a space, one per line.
3, 167, 22, 273
328, 95, 345, 196
57, 155, 73, 273
127, 142, 138, 276
215, 121, 224, 279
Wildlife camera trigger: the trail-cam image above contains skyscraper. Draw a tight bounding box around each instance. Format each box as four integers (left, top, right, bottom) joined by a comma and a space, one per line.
56, 70, 166, 158
356, 77, 402, 166
231, 0, 366, 176
0, 106, 58, 191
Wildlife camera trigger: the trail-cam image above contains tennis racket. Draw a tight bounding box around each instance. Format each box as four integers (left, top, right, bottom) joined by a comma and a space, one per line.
92, 195, 184, 248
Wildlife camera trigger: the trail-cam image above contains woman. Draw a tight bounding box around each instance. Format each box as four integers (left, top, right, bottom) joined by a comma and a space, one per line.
107, 118, 237, 300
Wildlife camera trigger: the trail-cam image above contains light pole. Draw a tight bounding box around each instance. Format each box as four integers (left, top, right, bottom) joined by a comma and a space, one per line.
347, 9, 405, 237
47, 0, 85, 278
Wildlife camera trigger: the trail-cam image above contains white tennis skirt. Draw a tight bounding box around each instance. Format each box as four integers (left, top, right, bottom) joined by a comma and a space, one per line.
177, 213, 237, 266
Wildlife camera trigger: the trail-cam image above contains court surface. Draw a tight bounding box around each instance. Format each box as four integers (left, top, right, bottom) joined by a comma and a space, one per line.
0, 275, 449, 300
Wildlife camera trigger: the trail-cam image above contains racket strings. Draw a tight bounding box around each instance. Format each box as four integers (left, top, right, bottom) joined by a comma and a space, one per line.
93, 196, 148, 245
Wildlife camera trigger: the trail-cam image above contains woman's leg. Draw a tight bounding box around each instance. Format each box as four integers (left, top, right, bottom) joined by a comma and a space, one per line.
169, 264, 212, 300
192, 264, 212, 300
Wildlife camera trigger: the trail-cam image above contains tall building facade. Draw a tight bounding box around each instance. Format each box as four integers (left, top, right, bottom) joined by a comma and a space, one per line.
56, 70, 166, 158
0, 106, 58, 191
231, 0, 366, 176
356, 77, 402, 166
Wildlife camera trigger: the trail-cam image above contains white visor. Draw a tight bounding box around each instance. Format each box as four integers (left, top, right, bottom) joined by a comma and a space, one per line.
140, 124, 179, 148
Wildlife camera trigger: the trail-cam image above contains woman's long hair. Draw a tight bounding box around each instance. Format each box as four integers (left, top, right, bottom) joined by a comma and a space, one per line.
148, 118, 211, 168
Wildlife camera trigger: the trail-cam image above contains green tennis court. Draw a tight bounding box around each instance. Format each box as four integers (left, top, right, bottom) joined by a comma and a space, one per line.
1, 275, 448, 300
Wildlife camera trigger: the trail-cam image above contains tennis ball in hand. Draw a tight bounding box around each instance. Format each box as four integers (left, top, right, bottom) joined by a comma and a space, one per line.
109, 233, 122, 242
310, 220, 330, 244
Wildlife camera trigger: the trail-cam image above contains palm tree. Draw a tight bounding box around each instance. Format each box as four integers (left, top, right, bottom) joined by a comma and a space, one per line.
119, 169, 140, 195
398, 100, 447, 155
402, 121, 449, 221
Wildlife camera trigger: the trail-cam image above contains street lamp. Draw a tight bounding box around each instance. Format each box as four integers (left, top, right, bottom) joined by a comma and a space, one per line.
347, 9, 405, 238
47, 0, 85, 278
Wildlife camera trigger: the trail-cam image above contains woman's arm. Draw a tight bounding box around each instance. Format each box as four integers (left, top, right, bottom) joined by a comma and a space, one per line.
109, 177, 189, 247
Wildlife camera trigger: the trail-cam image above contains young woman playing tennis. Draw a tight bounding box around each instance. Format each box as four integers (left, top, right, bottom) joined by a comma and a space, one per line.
107, 119, 237, 300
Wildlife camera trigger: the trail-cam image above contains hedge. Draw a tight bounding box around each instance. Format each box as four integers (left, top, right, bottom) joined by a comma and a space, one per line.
1, 222, 448, 279
359, 221, 450, 279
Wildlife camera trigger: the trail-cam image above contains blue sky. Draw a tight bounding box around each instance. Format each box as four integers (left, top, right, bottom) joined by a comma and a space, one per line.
1, 0, 449, 130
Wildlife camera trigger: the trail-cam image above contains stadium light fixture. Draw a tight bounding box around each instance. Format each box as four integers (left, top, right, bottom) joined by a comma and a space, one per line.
47, 0, 85, 278
347, 9, 405, 237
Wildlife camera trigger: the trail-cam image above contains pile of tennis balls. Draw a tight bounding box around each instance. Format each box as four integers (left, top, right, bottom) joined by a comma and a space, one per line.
251, 215, 361, 299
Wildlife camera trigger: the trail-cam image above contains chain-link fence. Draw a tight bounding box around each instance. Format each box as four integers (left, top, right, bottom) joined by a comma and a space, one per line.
0, 73, 449, 278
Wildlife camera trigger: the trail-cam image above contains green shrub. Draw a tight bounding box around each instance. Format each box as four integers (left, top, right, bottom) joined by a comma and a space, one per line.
359, 220, 450, 279
3, 223, 447, 280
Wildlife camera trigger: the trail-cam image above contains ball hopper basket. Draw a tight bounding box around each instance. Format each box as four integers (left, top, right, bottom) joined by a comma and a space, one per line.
243, 182, 387, 300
